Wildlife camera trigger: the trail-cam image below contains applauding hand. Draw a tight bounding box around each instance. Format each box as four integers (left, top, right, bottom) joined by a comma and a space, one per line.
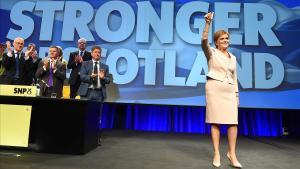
99, 69, 105, 79
25, 45, 35, 57
6, 41, 12, 53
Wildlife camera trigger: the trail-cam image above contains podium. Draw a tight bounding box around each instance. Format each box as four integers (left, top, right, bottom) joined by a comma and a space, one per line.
0, 85, 101, 154
0, 85, 35, 148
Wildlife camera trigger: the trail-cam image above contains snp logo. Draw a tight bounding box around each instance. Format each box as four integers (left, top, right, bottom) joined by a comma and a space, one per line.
14, 88, 32, 95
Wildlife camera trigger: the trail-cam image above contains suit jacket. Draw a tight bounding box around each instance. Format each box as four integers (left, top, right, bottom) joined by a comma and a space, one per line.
201, 39, 238, 93
77, 60, 110, 98
67, 51, 92, 85
1, 51, 34, 85
35, 59, 66, 98
32, 57, 42, 84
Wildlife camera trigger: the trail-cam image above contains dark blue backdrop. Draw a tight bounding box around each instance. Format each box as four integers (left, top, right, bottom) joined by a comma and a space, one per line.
101, 103, 284, 136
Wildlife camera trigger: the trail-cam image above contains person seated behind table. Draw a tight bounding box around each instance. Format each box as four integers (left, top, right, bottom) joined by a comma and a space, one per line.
35, 46, 66, 98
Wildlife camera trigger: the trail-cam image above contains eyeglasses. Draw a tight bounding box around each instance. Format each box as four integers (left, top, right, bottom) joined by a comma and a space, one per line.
15, 42, 24, 45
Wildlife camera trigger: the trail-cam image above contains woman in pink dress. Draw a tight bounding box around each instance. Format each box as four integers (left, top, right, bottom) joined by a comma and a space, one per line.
201, 12, 242, 168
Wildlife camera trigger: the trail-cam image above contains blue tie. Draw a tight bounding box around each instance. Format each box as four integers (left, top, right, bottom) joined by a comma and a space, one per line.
80, 51, 83, 57
15, 53, 20, 78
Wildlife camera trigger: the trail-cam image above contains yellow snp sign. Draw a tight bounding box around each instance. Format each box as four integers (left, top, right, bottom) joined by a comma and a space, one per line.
0, 104, 32, 147
0, 85, 36, 97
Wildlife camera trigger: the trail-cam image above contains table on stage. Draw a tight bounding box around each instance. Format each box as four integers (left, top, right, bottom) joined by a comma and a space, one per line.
0, 95, 101, 154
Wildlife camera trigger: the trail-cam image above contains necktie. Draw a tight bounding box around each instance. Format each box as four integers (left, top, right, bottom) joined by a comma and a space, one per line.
48, 61, 53, 87
80, 51, 83, 57
15, 53, 20, 78
93, 61, 98, 88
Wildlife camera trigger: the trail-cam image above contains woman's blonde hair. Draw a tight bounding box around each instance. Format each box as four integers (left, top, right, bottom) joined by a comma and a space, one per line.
214, 30, 229, 48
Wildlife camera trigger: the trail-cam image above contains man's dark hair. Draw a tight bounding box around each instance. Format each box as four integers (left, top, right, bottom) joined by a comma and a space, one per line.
91, 45, 101, 52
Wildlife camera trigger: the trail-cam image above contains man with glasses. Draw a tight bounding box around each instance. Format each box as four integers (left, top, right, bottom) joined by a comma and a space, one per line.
1, 37, 34, 85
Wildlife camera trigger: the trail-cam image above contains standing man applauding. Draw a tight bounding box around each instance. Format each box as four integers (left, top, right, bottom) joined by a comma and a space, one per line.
78, 45, 110, 146
35, 46, 66, 98
68, 38, 91, 98
1, 37, 34, 85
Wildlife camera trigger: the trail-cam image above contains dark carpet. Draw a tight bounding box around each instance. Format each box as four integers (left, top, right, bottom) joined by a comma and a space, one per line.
0, 130, 300, 169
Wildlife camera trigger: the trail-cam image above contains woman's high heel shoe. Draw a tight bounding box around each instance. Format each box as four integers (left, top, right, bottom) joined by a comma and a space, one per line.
226, 152, 242, 168
212, 160, 221, 168
212, 155, 221, 168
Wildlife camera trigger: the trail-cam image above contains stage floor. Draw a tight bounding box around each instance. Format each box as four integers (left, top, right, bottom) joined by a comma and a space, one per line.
1, 130, 299, 169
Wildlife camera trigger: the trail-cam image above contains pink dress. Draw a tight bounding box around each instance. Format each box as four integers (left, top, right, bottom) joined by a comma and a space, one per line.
201, 39, 239, 124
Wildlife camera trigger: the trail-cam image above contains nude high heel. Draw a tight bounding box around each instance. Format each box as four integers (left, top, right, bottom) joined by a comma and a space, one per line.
226, 152, 242, 168
212, 155, 221, 167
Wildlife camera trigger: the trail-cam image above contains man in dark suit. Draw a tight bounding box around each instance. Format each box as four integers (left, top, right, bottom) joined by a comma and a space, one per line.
67, 38, 92, 98
27, 43, 42, 84
35, 46, 66, 98
78, 45, 110, 146
1, 37, 35, 85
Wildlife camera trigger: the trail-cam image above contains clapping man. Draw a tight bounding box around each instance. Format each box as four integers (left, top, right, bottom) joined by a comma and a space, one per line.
35, 46, 66, 98
27, 43, 42, 84
78, 45, 110, 146
68, 38, 91, 98
1, 37, 34, 85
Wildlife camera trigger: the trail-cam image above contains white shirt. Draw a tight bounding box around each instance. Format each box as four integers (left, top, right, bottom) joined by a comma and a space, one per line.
7, 50, 29, 60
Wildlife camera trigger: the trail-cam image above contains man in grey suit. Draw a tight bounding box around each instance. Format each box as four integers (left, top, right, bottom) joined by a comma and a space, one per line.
78, 45, 110, 146
35, 46, 66, 98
